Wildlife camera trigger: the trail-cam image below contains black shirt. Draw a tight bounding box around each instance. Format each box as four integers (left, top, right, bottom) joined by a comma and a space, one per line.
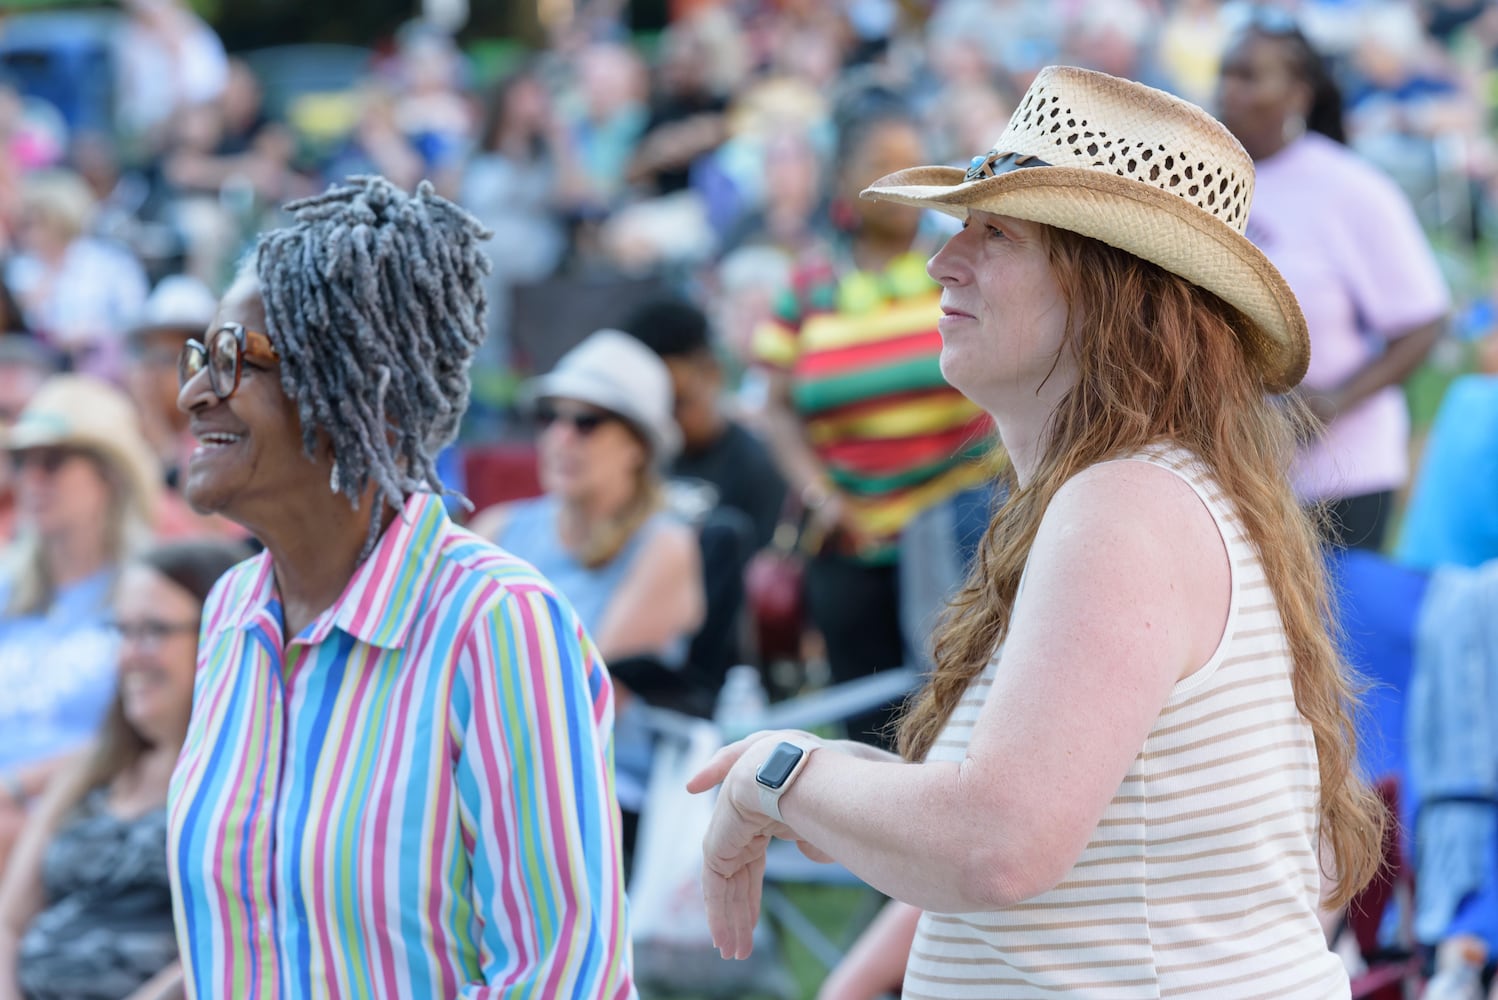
672, 419, 786, 551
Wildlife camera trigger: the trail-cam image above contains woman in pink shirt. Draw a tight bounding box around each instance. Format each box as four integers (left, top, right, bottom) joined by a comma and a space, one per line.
1217, 12, 1449, 550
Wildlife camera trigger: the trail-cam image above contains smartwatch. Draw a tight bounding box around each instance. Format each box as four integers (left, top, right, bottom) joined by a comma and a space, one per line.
754, 740, 818, 822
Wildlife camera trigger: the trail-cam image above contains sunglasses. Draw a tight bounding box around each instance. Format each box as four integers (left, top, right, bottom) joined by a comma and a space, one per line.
107, 618, 199, 647
10, 446, 89, 474
179, 322, 281, 400
534, 403, 617, 436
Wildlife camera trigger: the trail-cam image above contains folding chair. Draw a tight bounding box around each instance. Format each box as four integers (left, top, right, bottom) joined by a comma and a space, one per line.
1347, 777, 1422, 1000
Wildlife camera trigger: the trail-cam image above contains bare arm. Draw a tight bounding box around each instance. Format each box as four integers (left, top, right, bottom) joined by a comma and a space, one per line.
759, 369, 865, 547
1299, 316, 1445, 426
594, 521, 704, 662
465, 503, 513, 543
817, 899, 919, 1000
691, 461, 1230, 951
123, 960, 184, 1000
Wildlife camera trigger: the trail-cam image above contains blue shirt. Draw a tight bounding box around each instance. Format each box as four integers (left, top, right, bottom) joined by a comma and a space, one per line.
0, 566, 117, 770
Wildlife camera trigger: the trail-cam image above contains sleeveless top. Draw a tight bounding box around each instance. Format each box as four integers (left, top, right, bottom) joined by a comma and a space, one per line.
904, 447, 1348, 1000
496, 495, 688, 668
18, 788, 177, 1000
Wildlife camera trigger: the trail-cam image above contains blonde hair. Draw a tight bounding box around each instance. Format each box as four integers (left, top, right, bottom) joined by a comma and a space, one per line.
21, 169, 97, 243
898, 227, 1385, 907
575, 423, 664, 569
4, 450, 149, 617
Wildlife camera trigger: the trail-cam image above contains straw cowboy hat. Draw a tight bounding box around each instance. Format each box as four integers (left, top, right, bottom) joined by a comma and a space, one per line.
861, 65, 1309, 392
5, 374, 162, 522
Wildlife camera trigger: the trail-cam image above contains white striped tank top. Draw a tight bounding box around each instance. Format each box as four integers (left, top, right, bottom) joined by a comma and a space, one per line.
903, 447, 1348, 1000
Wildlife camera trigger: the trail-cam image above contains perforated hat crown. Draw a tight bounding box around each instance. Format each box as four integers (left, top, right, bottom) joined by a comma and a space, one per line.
862, 65, 1308, 392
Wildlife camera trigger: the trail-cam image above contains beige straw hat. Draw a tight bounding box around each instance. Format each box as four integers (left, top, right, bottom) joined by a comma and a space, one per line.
5, 374, 162, 522
861, 65, 1309, 392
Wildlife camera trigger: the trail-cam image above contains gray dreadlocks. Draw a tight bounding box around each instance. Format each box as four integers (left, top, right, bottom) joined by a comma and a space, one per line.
254, 176, 491, 552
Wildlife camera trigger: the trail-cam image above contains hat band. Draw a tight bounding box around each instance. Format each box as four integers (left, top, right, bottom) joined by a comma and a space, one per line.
965, 151, 1051, 183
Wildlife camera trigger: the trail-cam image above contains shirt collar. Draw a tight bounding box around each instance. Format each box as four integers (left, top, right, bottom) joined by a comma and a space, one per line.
218, 492, 451, 651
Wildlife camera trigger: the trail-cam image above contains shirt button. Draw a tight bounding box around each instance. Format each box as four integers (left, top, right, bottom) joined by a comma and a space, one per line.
259, 916, 272, 933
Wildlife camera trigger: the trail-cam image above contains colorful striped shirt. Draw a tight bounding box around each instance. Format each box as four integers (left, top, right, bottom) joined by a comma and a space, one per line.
753, 248, 994, 561
167, 492, 635, 999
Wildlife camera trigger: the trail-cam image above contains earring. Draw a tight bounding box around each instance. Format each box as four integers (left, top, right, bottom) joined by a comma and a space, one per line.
1283, 113, 1306, 143
329, 460, 341, 494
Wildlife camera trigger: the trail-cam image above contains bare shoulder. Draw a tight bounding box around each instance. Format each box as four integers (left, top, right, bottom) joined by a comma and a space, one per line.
639, 518, 700, 570
1026, 456, 1230, 674
1041, 458, 1219, 555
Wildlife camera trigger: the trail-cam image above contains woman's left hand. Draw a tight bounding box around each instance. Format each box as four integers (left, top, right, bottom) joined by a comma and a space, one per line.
687, 731, 831, 959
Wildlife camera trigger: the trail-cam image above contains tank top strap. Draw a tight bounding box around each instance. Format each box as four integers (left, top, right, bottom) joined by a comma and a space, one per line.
1101, 444, 1256, 693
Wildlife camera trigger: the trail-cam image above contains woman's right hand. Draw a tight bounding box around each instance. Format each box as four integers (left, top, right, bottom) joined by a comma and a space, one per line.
804, 488, 872, 557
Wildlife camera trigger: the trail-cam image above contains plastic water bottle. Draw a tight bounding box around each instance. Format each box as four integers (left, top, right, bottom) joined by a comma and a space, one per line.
714, 665, 769, 740
1425, 938, 1488, 1000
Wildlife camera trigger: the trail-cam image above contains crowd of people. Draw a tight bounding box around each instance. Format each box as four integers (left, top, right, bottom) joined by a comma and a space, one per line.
0, 0, 1492, 997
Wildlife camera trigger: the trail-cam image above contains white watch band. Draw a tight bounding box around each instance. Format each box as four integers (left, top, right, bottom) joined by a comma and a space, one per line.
756, 742, 818, 823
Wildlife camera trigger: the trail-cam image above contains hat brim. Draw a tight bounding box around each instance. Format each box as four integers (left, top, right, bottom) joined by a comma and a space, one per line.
522, 370, 682, 462
862, 165, 1309, 393
4, 421, 161, 521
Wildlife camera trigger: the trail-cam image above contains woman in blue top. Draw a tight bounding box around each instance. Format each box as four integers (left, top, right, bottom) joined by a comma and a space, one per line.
468, 329, 704, 815
470, 329, 703, 678
0, 375, 160, 874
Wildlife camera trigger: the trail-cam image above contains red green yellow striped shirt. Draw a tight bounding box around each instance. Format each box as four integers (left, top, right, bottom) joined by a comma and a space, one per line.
754, 249, 995, 560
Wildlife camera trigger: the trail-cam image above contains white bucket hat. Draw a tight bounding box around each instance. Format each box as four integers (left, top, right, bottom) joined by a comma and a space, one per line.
861, 65, 1309, 393
522, 329, 681, 462
130, 274, 218, 340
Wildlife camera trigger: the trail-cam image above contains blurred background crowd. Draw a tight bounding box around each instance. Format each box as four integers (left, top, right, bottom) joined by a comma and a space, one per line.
0, 0, 1495, 997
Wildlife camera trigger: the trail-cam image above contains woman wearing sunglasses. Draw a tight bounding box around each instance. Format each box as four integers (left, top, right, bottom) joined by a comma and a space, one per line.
0, 538, 246, 1000
168, 177, 635, 998
1216, 15, 1448, 550
0, 376, 161, 877
470, 329, 704, 694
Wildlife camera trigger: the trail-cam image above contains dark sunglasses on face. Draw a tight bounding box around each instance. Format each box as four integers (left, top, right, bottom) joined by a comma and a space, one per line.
534, 403, 616, 436
178, 322, 281, 401
107, 618, 199, 646
10, 446, 88, 474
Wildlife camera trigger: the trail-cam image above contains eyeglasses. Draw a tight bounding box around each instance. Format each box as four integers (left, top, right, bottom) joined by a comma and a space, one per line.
534, 403, 617, 436
107, 618, 199, 647
10, 447, 89, 475
179, 322, 280, 400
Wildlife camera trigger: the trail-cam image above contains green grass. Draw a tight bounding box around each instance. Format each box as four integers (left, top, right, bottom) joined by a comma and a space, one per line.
636, 883, 886, 1000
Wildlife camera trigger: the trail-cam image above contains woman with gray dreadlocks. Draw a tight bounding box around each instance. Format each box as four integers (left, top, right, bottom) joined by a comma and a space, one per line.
165, 176, 635, 999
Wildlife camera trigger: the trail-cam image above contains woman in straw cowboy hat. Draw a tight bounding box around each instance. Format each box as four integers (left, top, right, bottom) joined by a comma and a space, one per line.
690, 65, 1386, 999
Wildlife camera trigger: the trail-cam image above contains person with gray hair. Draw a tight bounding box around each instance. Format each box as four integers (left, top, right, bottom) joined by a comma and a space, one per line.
168, 176, 636, 998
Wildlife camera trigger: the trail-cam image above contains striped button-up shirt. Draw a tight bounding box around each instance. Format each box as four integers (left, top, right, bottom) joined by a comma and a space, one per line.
168, 492, 636, 999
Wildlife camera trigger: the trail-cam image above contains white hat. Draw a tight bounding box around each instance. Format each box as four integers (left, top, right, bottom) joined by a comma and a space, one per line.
130, 274, 218, 340
523, 330, 681, 461
862, 65, 1309, 393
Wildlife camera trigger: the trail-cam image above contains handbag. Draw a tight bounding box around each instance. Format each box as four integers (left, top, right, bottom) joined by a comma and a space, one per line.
744, 500, 828, 663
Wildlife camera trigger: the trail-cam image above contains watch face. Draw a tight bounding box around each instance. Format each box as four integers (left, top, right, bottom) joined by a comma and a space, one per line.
756, 742, 805, 790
